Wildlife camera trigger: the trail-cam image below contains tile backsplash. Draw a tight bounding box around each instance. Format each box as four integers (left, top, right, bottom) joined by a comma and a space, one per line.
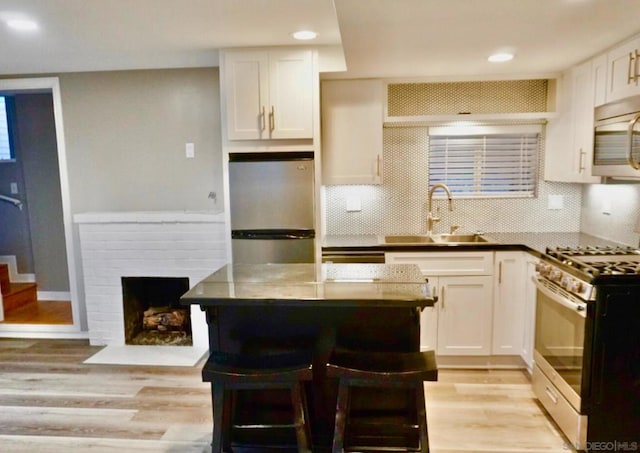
324, 125, 582, 236
581, 184, 640, 247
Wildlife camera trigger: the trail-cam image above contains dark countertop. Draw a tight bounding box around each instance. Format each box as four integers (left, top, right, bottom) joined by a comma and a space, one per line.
322, 232, 629, 256
181, 263, 435, 308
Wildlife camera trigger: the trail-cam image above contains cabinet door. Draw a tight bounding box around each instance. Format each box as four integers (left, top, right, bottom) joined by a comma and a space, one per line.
545, 61, 601, 183
522, 257, 537, 372
492, 252, 526, 355
592, 53, 608, 107
570, 61, 601, 183
268, 49, 314, 139
606, 38, 640, 103
321, 79, 384, 184
223, 49, 314, 140
436, 276, 493, 356
224, 51, 269, 140
420, 276, 439, 351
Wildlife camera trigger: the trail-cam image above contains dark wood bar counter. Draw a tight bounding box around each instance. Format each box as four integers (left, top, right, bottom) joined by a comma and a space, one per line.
181, 263, 435, 450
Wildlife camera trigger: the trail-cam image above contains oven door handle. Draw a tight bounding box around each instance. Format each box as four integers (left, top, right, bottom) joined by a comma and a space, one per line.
533, 277, 587, 318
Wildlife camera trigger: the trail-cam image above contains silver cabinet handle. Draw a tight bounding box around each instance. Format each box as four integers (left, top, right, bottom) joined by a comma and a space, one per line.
635, 49, 640, 84
498, 261, 502, 284
261, 106, 266, 131
627, 113, 640, 170
376, 154, 381, 177
629, 51, 636, 84
440, 286, 445, 310
269, 105, 275, 132
578, 148, 585, 172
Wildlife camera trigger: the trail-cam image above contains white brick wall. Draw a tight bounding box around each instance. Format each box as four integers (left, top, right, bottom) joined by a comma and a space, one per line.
75, 211, 228, 348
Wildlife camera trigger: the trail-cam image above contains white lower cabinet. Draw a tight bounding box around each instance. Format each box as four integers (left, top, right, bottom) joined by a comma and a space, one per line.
522, 257, 538, 372
386, 251, 494, 356
387, 250, 534, 368
435, 275, 493, 355
492, 251, 526, 355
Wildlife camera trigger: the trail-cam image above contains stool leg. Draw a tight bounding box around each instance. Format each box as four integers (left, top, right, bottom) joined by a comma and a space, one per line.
332, 378, 350, 453
416, 384, 429, 453
290, 381, 311, 453
212, 383, 224, 453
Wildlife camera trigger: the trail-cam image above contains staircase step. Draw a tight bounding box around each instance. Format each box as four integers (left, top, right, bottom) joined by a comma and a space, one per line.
0, 264, 9, 295
3, 282, 38, 312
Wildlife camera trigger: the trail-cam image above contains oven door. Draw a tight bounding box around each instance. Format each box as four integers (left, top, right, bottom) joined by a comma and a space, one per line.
533, 277, 587, 411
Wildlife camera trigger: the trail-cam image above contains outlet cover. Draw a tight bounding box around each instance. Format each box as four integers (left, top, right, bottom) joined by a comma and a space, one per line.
547, 194, 564, 210
346, 197, 362, 212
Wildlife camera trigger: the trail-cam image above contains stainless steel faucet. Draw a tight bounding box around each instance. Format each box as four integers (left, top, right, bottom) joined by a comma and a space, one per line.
427, 183, 453, 235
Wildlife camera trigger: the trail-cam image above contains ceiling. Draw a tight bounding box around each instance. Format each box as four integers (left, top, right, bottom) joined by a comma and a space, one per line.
2, 0, 640, 79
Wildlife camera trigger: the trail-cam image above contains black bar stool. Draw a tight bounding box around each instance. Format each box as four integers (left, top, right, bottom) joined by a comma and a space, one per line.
326, 348, 438, 453
202, 349, 314, 453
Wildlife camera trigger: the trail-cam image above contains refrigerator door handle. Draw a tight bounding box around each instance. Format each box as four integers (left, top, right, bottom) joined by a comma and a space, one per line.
231, 229, 315, 240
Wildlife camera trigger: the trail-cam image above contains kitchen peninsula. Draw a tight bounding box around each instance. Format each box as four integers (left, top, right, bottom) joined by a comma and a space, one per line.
181, 262, 435, 449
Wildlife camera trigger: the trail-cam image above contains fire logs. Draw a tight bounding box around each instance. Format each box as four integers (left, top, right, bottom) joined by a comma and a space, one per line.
142, 306, 189, 332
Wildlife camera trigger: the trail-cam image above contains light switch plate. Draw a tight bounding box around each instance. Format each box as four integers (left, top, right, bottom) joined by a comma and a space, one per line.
10, 182, 18, 194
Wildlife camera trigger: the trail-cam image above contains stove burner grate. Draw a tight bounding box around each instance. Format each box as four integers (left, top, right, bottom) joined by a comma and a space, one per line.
546, 245, 640, 277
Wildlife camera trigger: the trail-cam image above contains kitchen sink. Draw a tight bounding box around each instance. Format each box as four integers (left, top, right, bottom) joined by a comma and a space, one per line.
382, 233, 495, 245
431, 233, 493, 243
383, 235, 437, 244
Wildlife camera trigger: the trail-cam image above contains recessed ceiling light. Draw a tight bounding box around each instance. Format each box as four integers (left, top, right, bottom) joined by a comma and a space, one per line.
6, 19, 39, 31
488, 52, 514, 63
292, 30, 317, 41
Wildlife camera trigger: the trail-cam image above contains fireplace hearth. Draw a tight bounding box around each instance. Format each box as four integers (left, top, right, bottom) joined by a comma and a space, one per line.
122, 277, 192, 346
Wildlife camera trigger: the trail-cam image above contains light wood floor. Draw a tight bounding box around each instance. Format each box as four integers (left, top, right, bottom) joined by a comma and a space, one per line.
1, 300, 73, 324
0, 338, 574, 453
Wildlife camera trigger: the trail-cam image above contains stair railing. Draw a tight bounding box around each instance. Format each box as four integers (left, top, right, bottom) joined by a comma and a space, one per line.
0, 194, 23, 210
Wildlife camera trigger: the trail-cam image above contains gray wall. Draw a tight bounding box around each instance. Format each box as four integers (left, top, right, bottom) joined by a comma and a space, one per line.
0, 96, 34, 274
15, 93, 69, 290
59, 67, 223, 213
0, 93, 68, 292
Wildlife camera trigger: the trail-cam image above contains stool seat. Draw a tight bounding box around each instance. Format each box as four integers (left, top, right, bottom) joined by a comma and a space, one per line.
326, 349, 438, 383
203, 349, 313, 384
203, 350, 313, 453
326, 349, 437, 453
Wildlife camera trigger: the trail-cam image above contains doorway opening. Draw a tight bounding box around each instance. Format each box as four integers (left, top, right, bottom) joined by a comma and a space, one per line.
0, 77, 80, 335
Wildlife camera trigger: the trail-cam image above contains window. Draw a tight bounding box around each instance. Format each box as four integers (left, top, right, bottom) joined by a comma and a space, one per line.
0, 96, 13, 161
428, 125, 540, 198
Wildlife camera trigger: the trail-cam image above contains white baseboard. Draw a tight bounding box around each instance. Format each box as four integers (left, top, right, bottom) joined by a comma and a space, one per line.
0, 255, 36, 282
38, 291, 71, 301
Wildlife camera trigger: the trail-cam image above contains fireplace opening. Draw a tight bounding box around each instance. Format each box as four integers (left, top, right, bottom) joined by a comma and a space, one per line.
122, 277, 192, 346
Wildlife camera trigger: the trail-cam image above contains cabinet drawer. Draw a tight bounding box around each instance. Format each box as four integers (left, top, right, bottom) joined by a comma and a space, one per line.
385, 251, 493, 276
532, 366, 587, 449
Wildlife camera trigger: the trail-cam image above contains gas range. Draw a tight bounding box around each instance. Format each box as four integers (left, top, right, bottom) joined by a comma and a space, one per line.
536, 245, 640, 302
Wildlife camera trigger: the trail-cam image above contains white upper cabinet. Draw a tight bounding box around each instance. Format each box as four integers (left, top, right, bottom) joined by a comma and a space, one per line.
545, 58, 601, 183
605, 36, 640, 103
321, 79, 384, 185
592, 53, 608, 107
223, 49, 314, 140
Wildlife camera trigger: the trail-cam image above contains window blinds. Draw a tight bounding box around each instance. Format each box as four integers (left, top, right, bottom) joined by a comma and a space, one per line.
428, 126, 539, 198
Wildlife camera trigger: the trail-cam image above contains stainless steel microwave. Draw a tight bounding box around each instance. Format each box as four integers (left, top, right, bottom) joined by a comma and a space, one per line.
593, 94, 640, 179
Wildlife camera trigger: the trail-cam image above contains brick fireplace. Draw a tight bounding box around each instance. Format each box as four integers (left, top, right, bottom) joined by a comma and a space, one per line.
75, 211, 227, 352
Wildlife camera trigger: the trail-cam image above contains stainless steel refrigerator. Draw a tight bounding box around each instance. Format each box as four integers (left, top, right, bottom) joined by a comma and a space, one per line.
229, 152, 315, 263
